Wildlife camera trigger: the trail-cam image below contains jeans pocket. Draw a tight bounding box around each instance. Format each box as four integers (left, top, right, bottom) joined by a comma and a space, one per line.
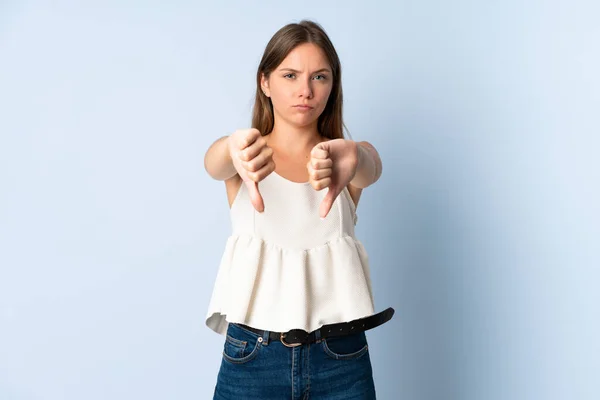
321, 331, 369, 360
222, 323, 262, 364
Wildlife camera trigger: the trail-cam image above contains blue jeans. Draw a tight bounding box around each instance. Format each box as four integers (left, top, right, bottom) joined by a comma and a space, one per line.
213, 322, 377, 399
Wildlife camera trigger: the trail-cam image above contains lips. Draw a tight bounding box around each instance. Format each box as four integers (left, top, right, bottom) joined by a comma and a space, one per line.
293, 105, 313, 109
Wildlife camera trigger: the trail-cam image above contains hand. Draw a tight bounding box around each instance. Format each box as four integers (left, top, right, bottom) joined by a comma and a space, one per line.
307, 139, 359, 219
228, 128, 275, 212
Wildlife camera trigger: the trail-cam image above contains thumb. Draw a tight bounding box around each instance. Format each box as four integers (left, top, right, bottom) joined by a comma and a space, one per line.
319, 187, 338, 219
245, 180, 265, 213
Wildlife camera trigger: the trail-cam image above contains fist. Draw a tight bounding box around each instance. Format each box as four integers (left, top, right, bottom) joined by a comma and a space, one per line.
227, 128, 275, 212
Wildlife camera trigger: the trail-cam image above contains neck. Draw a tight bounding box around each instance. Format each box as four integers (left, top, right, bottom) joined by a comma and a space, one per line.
266, 119, 323, 155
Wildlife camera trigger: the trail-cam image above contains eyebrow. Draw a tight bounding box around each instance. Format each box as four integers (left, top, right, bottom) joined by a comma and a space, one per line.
278, 67, 331, 74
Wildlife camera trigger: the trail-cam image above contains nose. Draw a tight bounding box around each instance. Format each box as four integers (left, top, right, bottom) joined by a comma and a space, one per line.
299, 78, 313, 99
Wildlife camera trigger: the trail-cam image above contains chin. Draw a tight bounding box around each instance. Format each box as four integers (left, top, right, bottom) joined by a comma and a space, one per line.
292, 120, 319, 130
290, 113, 319, 124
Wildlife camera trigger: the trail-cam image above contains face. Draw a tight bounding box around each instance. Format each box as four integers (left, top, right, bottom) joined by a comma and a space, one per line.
261, 43, 333, 130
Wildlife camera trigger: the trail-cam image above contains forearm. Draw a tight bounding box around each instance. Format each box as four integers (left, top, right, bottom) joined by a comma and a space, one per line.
204, 136, 237, 180
350, 141, 382, 188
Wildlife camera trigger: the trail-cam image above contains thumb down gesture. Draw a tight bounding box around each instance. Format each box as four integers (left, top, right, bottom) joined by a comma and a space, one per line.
228, 128, 275, 213
307, 139, 359, 219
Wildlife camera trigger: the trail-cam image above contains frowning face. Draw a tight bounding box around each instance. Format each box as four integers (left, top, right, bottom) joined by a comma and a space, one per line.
261, 43, 333, 130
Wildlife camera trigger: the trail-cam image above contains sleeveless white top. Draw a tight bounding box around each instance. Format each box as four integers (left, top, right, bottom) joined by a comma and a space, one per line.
205, 171, 376, 335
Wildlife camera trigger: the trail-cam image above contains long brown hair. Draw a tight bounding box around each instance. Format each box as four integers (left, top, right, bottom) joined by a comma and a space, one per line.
251, 20, 348, 140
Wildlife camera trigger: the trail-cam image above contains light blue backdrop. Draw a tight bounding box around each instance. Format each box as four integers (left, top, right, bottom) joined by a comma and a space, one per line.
1, 1, 598, 399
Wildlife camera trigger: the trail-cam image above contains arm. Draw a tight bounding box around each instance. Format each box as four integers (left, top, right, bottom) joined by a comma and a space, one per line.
349, 141, 383, 189
204, 136, 237, 181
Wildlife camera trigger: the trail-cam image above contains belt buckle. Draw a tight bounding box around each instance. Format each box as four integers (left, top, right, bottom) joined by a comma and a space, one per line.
280, 332, 302, 347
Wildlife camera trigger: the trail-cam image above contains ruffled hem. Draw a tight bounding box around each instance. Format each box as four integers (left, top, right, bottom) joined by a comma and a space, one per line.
205, 234, 376, 335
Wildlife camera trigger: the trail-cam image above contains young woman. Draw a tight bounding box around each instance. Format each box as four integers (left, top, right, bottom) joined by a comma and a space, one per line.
204, 20, 394, 400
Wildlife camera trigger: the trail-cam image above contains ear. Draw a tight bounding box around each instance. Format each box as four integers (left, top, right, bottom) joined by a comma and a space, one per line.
260, 73, 271, 97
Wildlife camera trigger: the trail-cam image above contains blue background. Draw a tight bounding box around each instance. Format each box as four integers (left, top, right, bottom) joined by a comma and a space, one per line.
1, 1, 598, 399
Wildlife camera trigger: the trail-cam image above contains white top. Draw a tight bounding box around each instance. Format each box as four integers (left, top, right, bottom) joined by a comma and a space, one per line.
205, 171, 376, 335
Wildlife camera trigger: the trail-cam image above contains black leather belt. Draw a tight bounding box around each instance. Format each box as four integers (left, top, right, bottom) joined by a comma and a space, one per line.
236, 307, 395, 347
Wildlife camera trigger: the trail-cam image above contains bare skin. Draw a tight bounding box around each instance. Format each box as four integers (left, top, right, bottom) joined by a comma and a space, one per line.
204, 42, 381, 217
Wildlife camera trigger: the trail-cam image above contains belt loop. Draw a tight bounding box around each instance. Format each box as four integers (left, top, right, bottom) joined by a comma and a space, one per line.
314, 328, 321, 343
261, 329, 270, 346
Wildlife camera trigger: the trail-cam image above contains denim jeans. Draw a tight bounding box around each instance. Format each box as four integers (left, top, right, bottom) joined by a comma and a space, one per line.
213, 322, 377, 399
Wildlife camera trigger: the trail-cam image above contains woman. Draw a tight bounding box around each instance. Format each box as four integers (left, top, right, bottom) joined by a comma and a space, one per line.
204, 20, 394, 399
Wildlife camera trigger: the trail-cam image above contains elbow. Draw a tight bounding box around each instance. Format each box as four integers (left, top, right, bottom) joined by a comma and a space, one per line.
373, 151, 382, 183
203, 137, 236, 181
357, 141, 382, 187
203, 150, 216, 179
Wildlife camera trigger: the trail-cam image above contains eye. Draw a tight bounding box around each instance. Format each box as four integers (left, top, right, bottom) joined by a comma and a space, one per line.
284, 73, 295, 79
313, 74, 327, 81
